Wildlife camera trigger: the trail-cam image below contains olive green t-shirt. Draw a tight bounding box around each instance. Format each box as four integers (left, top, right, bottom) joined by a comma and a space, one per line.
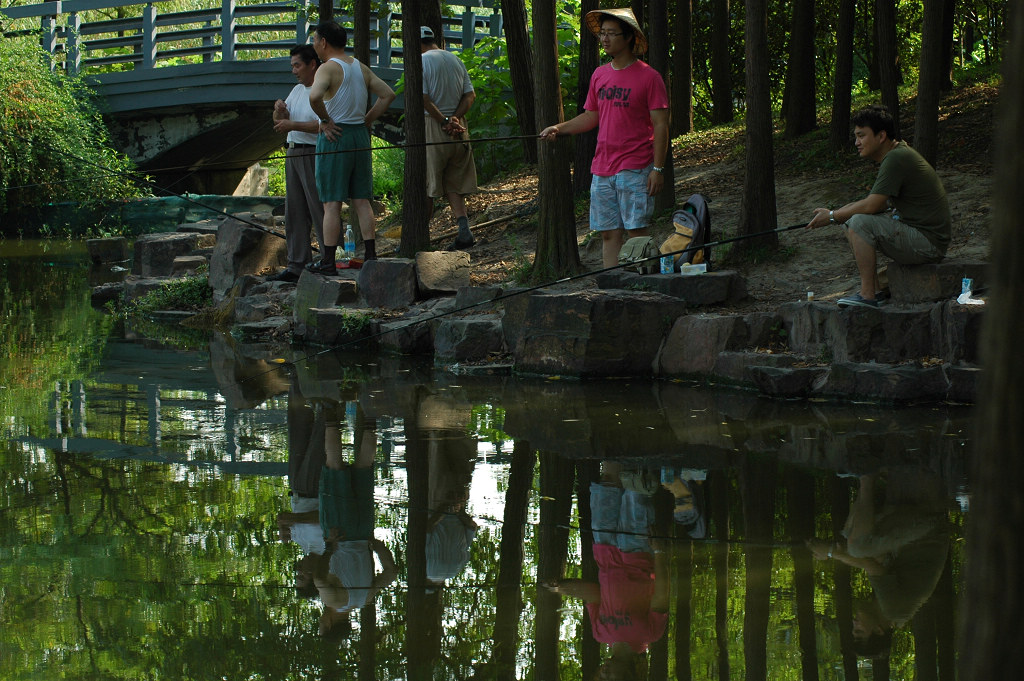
870, 142, 951, 251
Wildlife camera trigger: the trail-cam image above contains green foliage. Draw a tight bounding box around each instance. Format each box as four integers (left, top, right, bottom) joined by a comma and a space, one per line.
121, 272, 213, 318
372, 135, 403, 201
505, 233, 534, 284
0, 38, 138, 223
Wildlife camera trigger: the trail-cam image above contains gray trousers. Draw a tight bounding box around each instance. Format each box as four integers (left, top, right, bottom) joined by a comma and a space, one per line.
285, 145, 325, 273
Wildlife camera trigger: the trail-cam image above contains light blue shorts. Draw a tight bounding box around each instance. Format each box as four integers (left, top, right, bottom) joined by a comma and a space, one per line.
589, 167, 655, 232
589, 482, 655, 553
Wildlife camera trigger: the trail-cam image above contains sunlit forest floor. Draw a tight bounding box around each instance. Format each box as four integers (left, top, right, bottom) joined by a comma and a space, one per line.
377, 80, 996, 310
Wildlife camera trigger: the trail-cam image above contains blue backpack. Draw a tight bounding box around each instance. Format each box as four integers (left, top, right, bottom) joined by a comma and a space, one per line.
660, 193, 712, 271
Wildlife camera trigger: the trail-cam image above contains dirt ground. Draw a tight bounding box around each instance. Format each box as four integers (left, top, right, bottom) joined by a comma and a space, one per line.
377, 83, 995, 312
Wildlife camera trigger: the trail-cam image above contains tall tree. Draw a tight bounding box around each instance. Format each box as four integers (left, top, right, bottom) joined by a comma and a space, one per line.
399, 0, 432, 256
353, 0, 369, 64
939, 0, 955, 90
914, 0, 945, 166
829, 0, 857, 152
531, 0, 582, 280
960, 4, 1024, 678
671, 0, 695, 135
875, 0, 901, 137
782, 0, 816, 138
735, 0, 778, 254
648, 0, 675, 214
501, 0, 538, 164
573, 0, 599, 197
710, 0, 734, 125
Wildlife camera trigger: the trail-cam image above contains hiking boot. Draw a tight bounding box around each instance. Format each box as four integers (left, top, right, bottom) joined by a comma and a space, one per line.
447, 236, 475, 251
837, 292, 880, 309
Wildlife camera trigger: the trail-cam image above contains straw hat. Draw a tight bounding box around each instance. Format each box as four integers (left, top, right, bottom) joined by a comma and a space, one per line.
584, 8, 648, 55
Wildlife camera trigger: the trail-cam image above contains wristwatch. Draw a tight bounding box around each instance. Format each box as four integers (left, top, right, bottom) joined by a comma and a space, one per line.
829, 210, 836, 224
653, 166, 664, 173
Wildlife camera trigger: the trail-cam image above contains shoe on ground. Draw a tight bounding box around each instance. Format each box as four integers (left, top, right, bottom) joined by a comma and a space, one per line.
308, 261, 338, 276
447, 236, 475, 251
837, 292, 880, 308
267, 269, 300, 283
875, 288, 891, 301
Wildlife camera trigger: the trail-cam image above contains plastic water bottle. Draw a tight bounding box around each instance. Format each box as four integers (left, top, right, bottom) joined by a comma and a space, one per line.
343, 224, 355, 261
660, 255, 673, 274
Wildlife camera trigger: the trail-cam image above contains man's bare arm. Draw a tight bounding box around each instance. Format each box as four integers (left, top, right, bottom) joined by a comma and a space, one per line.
807, 193, 890, 229
539, 109, 599, 140
363, 64, 397, 127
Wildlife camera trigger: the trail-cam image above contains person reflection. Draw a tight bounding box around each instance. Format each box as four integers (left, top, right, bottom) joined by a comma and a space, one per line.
277, 388, 328, 599
661, 467, 707, 539
426, 429, 478, 587
298, 403, 397, 642
545, 461, 669, 681
808, 470, 950, 659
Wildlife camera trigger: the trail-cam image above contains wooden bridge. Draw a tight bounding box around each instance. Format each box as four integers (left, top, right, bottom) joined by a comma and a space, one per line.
2, 0, 504, 193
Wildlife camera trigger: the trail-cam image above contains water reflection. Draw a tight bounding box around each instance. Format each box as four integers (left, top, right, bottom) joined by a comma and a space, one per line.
0, 244, 971, 680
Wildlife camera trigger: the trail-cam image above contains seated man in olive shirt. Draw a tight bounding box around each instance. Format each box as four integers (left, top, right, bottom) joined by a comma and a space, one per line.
806, 105, 952, 308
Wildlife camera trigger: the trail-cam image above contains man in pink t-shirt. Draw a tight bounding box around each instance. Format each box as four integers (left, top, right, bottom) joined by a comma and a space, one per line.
540, 8, 670, 268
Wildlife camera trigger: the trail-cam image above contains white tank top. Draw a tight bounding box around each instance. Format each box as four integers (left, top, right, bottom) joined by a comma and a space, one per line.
323, 57, 368, 125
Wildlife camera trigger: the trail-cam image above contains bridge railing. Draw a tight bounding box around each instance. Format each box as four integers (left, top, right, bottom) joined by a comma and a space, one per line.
1, 0, 503, 76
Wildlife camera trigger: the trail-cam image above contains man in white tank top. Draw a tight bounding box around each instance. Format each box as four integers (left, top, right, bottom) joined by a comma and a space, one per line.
309, 22, 396, 271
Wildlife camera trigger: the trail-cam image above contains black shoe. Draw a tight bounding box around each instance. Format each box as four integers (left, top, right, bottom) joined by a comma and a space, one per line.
308, 261, 338, 276
447, 236, 475, 251
267, 269, 300, 283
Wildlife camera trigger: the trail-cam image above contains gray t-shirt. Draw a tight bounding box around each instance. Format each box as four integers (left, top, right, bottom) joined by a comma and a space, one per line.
871, 141, 951, 251
422, 48, 473, 116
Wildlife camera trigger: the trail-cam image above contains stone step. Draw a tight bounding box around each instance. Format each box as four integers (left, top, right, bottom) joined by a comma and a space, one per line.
886, 258, 989, 303
595, 269, 747, 306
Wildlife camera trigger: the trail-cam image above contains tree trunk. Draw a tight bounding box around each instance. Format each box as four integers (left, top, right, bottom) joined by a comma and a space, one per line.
914, 0, 944, 166
531, 0, 581, 281
573, 0, 599, 197
353, 0, 369, 65
874, 0, 901, 137
671, 0, 694, 136
735, 0, 778, 253
960, 4, 1024, 678
535, 452, 574, 680
787, 470, 819, 681
710, 471, 731, 681
939, 0, 955, 90
399, 1, 432, 256
500, 0, 538, 164
782, 0, 816, 138
317, 0, 331, 23
741, 457, 776, 681
829, 0, 856, 152
710, 0, 734, 125
648, 0, 675, 215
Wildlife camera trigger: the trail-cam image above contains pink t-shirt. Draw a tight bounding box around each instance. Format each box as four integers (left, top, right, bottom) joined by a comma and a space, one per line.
585, 543, 668, 653
584, 60, 669, 176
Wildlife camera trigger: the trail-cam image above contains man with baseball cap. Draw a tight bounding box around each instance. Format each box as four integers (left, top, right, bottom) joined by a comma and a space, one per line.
420, 25, 479, 250
540, 8, 670, 269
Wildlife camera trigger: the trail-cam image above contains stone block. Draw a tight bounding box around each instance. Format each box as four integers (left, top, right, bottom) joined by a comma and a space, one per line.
455, 285, 506, 312
945, 364, 981, 403
172, 255, 208, 277
747, 365, 830, 398
888, 259, 989, 303
498, 288, 532, 352
208, 217, 287, 295
595, 269, 747, 305
655, 314, 747, 376
434, 315, 505, 363
91, 281, 124, 307
379, 314, 435, 355
234, 317, 291, 342
123, 276, 169, 302
780, 301, 938, 363
303, 308, 378, 348
176, 219, 223, 235
292, 270, 359, 335
358, 258, 419, 308
234, 296, 278, 323
930, 300, 985, 364
514, 289, 687, 377
711, 351, 804, 383
133, 232, 204, 277
415, 251, 471, 296
818, 362, 950, 403
86, 237, 129, 264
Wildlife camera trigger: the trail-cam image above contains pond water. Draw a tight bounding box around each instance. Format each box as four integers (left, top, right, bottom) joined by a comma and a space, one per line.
1, 241, 972, 680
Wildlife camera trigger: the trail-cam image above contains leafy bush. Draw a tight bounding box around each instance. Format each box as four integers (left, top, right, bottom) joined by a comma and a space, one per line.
1, 38, 138, 223
122, 273, 213, 317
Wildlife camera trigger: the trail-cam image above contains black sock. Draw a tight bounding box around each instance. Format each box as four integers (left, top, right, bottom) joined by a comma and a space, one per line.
321, 245, 337, 267
363, 239, 376, 261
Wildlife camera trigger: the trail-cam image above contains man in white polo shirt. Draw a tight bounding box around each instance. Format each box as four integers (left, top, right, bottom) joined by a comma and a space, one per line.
270, 44, 325, 282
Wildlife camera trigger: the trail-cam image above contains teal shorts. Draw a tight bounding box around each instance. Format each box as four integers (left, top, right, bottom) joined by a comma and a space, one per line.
315, 124, 373, 203
319, 466, 374, 541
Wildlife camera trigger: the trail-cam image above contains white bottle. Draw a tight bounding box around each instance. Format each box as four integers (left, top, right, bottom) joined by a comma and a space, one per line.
343, 224, 355, 261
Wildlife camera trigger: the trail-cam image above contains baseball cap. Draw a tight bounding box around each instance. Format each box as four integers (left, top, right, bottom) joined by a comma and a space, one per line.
420, 26, 434, 39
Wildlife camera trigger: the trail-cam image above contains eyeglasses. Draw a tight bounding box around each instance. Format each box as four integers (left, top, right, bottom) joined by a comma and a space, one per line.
597, 31, 623, 38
